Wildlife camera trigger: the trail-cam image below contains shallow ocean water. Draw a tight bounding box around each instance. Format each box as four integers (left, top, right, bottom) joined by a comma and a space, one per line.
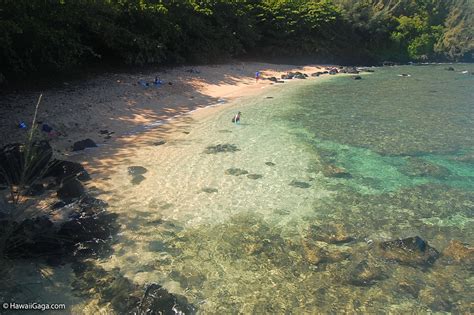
62, 65, 474, 313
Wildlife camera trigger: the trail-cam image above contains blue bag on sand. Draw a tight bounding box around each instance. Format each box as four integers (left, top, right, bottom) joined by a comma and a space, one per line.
18, 122, 27, 129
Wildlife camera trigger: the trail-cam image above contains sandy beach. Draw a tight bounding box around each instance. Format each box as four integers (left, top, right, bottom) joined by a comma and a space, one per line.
0, 62, 325, 154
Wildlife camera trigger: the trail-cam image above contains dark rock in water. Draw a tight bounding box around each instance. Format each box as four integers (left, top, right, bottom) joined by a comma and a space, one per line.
128, 167, 146, 187
247, 174, 263, 180
265, 161, 276, 166
289, 180, 310, 188
322, 164, 352, 178
128, 166, 148, 176
57, 196, 118, 257
308, 223, 354, 244
99, 129, 109, 134
400, 157, 450, 178
311, 72, 321, 77
267, 76, 278, 82
0, 141, 52, 185
383, 61, 396, 66
27, 183, 45, 196
204, 143, 240, 154
225, 168, 248, 176
348, 258, 387, 286
445, 66, 455, 71
148, 240, 168, 252
72, 139, 97, 151
152, 140, 166, 146
442, 240, 474, 264
281, 74, 291, 79
275, 80, 285, 83
131, 174, 146, 185
352, 75, 362, 80
71, 262, 141, 313
45, 159, 91, 182
1, 195, 117, 260
57, 178, 85, 201
294, 73, 306, 79
301, 240, 351, 265
202, 187, 218, 193
378, 236, 439, 267
136, 283, 196, 315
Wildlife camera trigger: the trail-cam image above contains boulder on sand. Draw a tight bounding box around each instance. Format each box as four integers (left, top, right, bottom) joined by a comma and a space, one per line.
72, 139, 97, 151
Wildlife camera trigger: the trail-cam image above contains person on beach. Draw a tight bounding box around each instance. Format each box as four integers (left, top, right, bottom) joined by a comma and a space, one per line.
255, 71, 260, 82
232, 111, 241, 124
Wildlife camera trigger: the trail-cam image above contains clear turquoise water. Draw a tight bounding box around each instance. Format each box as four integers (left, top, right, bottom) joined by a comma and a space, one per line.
70, 64, 473, 313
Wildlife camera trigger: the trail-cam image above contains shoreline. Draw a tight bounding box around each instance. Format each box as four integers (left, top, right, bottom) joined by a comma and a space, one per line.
0, 62, 331, 152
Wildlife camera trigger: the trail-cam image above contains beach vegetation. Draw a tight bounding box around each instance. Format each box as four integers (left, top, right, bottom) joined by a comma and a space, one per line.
0, 0, 473, 82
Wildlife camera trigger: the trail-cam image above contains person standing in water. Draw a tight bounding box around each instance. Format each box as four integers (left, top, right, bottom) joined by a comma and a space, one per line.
232, 111, 241, 124
255, 71, 260, 83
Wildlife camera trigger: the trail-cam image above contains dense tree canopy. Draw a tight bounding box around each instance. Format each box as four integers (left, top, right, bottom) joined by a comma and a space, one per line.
0, 0, 472, 82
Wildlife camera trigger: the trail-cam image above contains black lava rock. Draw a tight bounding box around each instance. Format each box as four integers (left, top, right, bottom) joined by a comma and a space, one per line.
72, 139, 97, 151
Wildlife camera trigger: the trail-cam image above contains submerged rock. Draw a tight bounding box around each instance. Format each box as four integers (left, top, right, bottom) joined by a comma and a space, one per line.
400, 157, 450, 178
131, 174, 146, 185
204, 143, 240, 154
265, 161, 276, 166
72, 139, 97, 151
377, 236, 439, 267
352, 75, 362, 80
308, 223, 354, 244
289, 180, 311, 188
128, 166, 148, 185
225, 168, 249, 176
442, 240, 474, 264
202, 187, 218, 193
136, 283, 196, 315
247, 174, 263, 180
152, 140, 166, 146
322, 164, 352, 178
128, 166, 148, 176
451, 151, 474, 164
347, 258, 387, 286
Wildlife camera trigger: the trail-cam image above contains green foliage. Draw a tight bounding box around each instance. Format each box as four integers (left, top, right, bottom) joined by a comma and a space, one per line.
0, 0, 472, 82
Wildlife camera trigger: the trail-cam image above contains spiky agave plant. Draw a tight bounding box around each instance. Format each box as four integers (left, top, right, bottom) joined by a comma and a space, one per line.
0, 94, 58, 260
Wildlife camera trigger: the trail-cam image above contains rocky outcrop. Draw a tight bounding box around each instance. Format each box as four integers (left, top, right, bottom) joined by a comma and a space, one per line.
1, 196, 118, 260
377, 236, 439, 267
57, 178, 85, 201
